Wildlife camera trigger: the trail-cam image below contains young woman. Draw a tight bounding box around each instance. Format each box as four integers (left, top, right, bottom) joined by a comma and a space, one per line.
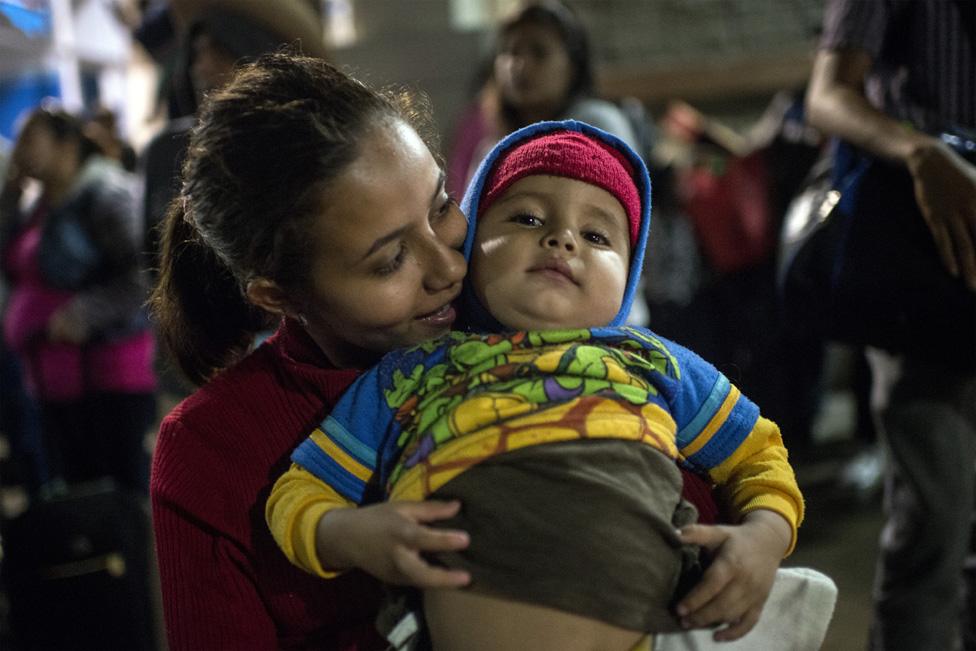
1, 106, 155, 494
149, 53, 467, 650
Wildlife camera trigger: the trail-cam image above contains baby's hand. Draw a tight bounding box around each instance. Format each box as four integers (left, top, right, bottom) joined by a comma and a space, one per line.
318, 499, 471, 589
674, 510, 792, 641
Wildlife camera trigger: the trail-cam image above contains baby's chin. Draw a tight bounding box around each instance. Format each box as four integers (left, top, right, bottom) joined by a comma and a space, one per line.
488, 297, 620, 332
495, 312, 607, 332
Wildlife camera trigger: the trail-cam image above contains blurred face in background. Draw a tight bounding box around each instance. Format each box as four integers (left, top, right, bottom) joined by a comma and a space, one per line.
13, 119, 59, 182
190, 32, 238, 103
495, 22, 573, 119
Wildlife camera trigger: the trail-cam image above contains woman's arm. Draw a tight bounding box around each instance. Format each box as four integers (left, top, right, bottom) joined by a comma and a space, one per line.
806, 48, 976, 289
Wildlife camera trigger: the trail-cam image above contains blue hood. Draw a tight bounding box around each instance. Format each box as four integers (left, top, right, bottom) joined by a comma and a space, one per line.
457, 119, 652, 332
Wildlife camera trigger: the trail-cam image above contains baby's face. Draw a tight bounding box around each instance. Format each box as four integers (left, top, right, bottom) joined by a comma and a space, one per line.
470, 174, 631, 330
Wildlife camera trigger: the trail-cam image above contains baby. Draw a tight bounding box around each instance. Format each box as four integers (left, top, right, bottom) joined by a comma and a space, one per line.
267, 120, 803, 650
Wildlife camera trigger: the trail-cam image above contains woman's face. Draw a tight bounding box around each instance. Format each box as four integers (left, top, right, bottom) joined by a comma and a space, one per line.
494, 22, 573, 118
14, 120, 59, 181
297, 119, 468, 368
190, 32, 238, 103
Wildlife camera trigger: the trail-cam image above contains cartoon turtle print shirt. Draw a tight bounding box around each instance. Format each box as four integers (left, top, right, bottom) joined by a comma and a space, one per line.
292, 326, 760, 504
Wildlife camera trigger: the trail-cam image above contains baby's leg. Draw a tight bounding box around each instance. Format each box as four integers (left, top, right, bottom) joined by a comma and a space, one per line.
424, 588, 645, 651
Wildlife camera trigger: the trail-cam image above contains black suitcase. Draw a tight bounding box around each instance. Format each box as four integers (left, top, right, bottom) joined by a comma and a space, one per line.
0, 479, 156, 650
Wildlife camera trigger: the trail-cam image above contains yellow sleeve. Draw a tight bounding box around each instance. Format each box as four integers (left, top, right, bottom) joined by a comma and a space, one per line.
266, 463, 354, 578
706, 416, 805, 556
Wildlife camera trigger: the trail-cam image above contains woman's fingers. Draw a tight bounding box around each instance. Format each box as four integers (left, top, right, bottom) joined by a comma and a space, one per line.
928, 215, 960, 278
947, 209, 976, 290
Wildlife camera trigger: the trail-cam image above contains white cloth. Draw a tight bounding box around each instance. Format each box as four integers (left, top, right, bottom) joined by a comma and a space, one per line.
655, 567, 838, 651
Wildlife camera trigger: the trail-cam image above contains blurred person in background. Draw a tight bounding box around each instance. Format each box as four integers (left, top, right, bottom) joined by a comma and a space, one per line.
0, 132, 49, 495
84, 105, 137, 172
449, 0, 639, 194
449, 0, 647, 325
0, 105, 156, 495
140, 3, 312, 273
138, 1, 328, 399
805, 0, 976, 648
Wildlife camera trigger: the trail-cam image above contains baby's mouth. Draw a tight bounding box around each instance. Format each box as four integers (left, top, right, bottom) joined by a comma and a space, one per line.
528, 258, 579, 285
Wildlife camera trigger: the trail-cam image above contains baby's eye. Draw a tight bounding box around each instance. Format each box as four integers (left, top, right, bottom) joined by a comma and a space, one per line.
583, 231, 611, 246
511, 213, 543, 227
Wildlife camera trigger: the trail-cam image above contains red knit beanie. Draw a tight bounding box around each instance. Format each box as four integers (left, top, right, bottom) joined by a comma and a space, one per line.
479, 130, 641, 245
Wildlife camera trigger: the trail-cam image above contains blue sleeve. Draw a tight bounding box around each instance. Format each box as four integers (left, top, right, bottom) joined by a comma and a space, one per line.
658, 336, 761, 472
290, 364, 396, 503
290, 341, 452, 502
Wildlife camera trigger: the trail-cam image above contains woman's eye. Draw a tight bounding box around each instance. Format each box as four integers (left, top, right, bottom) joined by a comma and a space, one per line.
583, 231, 611, 246
434, 196, 457, 220
376, 244, 407, 276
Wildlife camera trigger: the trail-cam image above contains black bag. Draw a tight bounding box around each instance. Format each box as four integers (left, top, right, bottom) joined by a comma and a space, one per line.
0, 479, 157, 650
778, 136, 976, 368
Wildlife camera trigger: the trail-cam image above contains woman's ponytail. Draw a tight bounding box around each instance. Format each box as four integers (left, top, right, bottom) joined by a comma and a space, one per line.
149, 198, 270, 386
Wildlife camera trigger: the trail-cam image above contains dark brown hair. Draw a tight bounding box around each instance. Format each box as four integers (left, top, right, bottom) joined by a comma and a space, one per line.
22, 105, 101, 162
150, 51, 439, 386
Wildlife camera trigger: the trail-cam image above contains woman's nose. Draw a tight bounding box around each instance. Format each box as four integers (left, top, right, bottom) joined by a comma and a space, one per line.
424, 240, 466, 293
542, 229, 576, 252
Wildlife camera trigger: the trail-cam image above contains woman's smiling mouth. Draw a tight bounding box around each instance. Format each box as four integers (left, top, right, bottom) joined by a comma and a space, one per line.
416, 302, 457, 326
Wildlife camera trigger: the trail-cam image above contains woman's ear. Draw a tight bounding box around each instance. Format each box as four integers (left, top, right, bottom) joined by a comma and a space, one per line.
245, 278, 295, 319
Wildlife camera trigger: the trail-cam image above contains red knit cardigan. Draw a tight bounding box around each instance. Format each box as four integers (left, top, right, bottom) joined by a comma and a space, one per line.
150, 319, 384, 650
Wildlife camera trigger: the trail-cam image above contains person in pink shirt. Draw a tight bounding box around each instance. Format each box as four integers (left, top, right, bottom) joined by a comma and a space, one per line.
0, 105, 156, 494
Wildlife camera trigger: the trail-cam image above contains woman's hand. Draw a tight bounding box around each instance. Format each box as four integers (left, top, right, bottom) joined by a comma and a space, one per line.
316, 499, 471, 589
906, 138, 976, 291
674, 509, 792, 641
